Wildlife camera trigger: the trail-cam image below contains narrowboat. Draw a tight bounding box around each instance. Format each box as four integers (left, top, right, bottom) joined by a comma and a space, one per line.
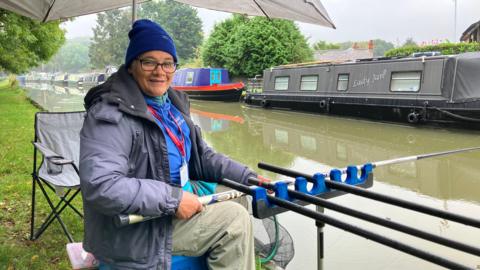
172, 68, 244, 102
244, 52, 480, 128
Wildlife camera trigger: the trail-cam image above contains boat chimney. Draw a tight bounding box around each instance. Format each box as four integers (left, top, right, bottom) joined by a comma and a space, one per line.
368, 40, 374, 50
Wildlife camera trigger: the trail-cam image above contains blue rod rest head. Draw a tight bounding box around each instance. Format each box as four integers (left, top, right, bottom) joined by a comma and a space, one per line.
274, 181, 291, 201
252, 186, 271, 209
309, 173, 328, 195
361, 163, 373, 180
294, 177, 308, 193
345, 166, 360, 185
329, 169, 343, 182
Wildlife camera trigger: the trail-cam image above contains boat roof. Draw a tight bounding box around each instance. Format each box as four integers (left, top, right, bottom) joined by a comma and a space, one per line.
271, 54, 454, 70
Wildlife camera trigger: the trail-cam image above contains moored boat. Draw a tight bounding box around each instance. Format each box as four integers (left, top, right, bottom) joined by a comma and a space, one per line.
172, 68, 244, 102
244, 52, 480, 129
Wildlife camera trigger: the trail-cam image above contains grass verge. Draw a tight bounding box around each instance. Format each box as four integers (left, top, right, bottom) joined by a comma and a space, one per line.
0, 81, 83, 270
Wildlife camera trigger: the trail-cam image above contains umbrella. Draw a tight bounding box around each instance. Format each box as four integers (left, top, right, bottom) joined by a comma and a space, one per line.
0, 0, 335, 28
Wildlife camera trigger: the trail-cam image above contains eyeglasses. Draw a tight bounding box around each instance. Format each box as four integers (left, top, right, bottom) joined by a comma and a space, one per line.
137, 59, 177, 73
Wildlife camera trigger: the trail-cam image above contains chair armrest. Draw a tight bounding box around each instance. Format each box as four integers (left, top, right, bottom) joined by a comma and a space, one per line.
33, 142, 74, 164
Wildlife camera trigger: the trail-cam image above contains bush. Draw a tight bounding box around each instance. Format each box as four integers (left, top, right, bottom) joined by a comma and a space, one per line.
385, 42, 480, 57
8, 74, 18, 88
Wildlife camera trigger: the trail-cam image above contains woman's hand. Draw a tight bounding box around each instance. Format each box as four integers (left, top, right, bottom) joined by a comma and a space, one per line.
175, 191, 203, 219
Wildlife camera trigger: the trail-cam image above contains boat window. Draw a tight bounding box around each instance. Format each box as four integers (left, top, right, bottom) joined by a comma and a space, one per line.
390, 71, 421, 92
274, 76, 289, 90
186, 72, 194, 84
337, 74, 349, 91
300, 75, 318, 91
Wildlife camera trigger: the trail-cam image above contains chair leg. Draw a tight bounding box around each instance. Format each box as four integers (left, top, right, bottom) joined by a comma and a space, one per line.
30, 175, 37, 241
43, 181, 83, 218
35, 188, 82, 240
33, 179, 75, 242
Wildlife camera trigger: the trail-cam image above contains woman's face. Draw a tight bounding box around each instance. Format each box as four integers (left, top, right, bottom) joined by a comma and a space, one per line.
128, 50, 175, 97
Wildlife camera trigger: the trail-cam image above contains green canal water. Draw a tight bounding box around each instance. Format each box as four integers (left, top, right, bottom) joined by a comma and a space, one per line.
24, 83, 480, 269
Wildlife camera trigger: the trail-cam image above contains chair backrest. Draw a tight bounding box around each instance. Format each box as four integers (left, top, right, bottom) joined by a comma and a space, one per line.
35, 111, 85, 188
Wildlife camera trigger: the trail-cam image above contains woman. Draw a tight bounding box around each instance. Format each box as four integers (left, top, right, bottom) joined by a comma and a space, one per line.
80, 19, 256, 270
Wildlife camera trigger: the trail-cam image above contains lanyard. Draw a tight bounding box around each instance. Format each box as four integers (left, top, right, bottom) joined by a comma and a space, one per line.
147, 106, 186, 158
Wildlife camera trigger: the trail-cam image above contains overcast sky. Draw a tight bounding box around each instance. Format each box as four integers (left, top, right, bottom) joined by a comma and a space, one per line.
62, 0, 480, 46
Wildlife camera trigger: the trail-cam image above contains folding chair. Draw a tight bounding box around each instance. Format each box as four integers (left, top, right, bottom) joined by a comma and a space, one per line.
31, 111, 85, 243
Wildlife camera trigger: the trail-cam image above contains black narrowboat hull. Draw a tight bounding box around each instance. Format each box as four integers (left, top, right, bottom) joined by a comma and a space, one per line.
244, 94, 480, 128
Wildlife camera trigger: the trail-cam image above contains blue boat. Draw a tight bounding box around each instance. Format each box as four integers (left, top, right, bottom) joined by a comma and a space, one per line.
172, 68, 244, 102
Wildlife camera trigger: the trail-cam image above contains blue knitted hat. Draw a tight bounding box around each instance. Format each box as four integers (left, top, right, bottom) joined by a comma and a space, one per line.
125, 19, 178, 67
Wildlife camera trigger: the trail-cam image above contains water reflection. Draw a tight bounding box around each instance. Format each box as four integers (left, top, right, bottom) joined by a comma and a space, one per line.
24, 82, 86, 112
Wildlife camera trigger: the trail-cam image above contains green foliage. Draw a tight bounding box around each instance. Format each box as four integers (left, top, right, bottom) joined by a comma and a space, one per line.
139, 0, 203, 62
371, 39, 395, 57
385, 42, 480, 57
89, 9, 131, 69
203, 15, 312, 77
41, 37, 91, 73
89, 1, 203, 69
312, 40, 340, 50
403, 37, 417, 47
0, 9, 65, 74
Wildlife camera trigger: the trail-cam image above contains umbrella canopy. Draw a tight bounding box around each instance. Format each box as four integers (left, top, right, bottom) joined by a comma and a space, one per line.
175, 0, 335, 28
0, 0, 335, 28
0, 0, 150, 22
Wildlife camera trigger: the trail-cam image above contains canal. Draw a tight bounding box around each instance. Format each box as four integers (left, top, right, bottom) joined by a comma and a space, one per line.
24, 83, 480, 269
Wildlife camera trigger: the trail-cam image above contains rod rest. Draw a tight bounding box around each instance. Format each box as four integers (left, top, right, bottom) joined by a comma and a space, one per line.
252, 163, 373, 219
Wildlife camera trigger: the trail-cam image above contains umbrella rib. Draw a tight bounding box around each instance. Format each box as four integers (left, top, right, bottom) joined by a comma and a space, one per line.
42, 0, 57, 22
252, 0, 271, 20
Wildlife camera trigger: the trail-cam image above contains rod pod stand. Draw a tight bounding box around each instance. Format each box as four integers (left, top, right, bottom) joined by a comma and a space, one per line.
252, 163, 373, 219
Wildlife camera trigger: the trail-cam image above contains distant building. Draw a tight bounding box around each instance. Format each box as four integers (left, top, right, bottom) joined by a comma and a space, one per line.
460, 20, 480, 42
314, 40, 374, 62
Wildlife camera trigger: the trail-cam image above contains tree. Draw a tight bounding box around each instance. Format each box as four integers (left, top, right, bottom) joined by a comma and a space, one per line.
0, 9, 65, 74
139, 0, 203, 61
312, 40, 340, 50
41, 37, 91, 73
89, 1, 203, 69
403, 37, 418, 47
202, 15, 313, 78
371, 39, 395, 57
89, 9, 131, 69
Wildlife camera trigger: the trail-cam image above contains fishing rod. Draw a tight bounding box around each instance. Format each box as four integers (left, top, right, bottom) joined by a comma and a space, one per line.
258, 147, 480, 229
346, 146, 480, 172
248, 177, 480, 257
114, 178, 292, 227
220, 178, 473, 270
114, 189, 245, 227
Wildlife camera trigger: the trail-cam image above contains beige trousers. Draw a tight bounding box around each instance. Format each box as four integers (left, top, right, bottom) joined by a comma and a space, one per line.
171, 192, 255, 270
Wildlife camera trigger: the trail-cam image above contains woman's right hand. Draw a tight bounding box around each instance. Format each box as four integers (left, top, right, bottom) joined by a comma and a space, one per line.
175, 191, 203, 219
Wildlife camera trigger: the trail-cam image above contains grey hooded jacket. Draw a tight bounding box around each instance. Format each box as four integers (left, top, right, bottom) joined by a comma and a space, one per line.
79, 66, 256, 269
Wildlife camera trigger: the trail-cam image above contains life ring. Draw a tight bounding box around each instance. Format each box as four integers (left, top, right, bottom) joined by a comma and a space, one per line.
319, 100, 327, 109
261, 99, 269, 108
407, 112, 419, 124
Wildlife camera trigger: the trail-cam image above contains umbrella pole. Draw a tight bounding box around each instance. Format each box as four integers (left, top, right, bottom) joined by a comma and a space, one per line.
132, 0, 137, 24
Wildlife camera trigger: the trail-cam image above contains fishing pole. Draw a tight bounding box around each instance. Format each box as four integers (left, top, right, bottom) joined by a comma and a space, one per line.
248, 177, 480, 257
258, 147, 480, 229
114, 189, 245, 227
349, 146, 480, 172
220, 178, 473, 270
